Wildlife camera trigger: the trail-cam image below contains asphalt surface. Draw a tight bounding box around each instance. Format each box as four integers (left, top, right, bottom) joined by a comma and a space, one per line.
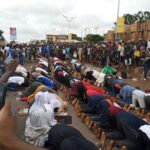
5, 62, 150, 149
6, 89, 99, 144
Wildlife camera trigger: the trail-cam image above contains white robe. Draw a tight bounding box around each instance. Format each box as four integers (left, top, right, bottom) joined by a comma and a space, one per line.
29, 91, 61, 114
25, 91, 61, 146
25, 107, 55, 147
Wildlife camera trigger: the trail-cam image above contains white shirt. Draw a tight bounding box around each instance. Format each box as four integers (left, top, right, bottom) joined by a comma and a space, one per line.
35, 67, 48, 75
54, 61, 60, 66
63, 49, 66, 54
78, 48, 82, 55
139, 125, 150, 139
54, 57, 59, 61
63, 70, 68, 76
39, 61, 48, 67
96, 73, 106, 86
7, 76, 25, 85
15, 65, 27, 77
147, 41, 150, 49
71, 59, 78, 65
39, 58, 48, 62
87, 48, 91, 55
5, 46, 9, 53
92, 70, 100, 80
54, 66, 60, 72
132, 90, 146, 99
75, 63, 81, 67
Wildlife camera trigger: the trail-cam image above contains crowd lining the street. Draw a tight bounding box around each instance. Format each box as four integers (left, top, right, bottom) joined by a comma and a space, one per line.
0, 40, 149, 150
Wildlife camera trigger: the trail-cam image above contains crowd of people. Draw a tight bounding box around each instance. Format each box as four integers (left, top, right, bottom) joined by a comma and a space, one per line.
0, 48, 99, 150
53, 55, 150, 149
1, 39, 149, 79
0, 40, 149, 150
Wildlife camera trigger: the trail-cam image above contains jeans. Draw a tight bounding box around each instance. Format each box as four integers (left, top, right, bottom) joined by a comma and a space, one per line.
143, 67, 149, 78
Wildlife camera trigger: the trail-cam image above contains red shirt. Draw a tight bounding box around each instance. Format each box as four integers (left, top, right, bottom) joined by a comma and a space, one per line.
82, 81, 91, 87
86, 85, 106, 96
86, 89, 103, 97
108, 105, 124, 117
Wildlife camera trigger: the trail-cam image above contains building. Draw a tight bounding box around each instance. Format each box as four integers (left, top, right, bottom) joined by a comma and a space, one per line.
105, 30, 115, 42
105, 20, 150, 42
46, 34, 68, 42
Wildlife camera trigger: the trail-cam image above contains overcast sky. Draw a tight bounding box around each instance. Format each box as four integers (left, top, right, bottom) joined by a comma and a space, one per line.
0, 0, 149, 42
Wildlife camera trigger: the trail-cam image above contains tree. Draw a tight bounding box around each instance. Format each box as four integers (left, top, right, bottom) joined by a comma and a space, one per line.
86, 34, 104, 43
72, 34, 82, 41
144, 11, 150, 20
0, 30, 4, 40
124, 14, 137, 24
0, 30, 3, 37
124, 11, 150, 25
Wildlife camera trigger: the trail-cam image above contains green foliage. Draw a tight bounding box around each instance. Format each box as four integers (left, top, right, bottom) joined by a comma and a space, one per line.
124, 11, 150, 25
85, 34, 104, 43
0, 30, 3, 36
72, 34, 82, 41
0, 30, 4, 41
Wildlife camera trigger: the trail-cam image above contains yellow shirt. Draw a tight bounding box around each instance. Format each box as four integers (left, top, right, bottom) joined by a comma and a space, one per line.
134, 50, 141, 57
28, 85, 46, 103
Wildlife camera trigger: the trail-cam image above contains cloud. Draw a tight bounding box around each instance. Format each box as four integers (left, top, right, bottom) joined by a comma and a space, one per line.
0, 0, 149, 41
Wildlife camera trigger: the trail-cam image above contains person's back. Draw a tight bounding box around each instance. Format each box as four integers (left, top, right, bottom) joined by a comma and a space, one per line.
44, 124, 98, 150
44, 124, 82, 150
37, 76, 53, 88
60, 136, 98, 150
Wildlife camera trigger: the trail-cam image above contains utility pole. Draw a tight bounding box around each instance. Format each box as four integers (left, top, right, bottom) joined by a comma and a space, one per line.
94, 27, 100, 34
81, 31, 83, 41
62, 15, 76, 36
84, 28, 87, 41
115, 0, 120, 40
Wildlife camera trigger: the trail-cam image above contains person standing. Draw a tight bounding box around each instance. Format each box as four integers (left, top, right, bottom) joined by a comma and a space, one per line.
124, 45, 132, 72
25, 47, 31, 63
120, 43, 125, 63
134, 48, 141, 67
87, 47, 91, 63
142, 56, 150, 80
41, 45, 47, 57
78, 46, 82, 62
18, 46, 24, 66
62, 47, 66, 61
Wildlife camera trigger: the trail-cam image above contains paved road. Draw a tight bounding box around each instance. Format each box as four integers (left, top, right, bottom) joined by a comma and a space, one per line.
6, 89, 99, 145
87, 64, 150, 90
5, 63, 150, 149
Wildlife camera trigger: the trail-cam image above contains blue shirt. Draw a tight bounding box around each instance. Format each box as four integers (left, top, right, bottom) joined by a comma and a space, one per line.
48, 47, 54, 55
37, 76, 53, 88
119, 85, 136, 104
41, 46, 47, 56
9, 48, 15, 58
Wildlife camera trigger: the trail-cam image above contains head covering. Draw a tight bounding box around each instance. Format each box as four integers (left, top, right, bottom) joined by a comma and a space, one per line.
25, 107, 56, 147
114, 83, 122, 89
43, 91, 61, 109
